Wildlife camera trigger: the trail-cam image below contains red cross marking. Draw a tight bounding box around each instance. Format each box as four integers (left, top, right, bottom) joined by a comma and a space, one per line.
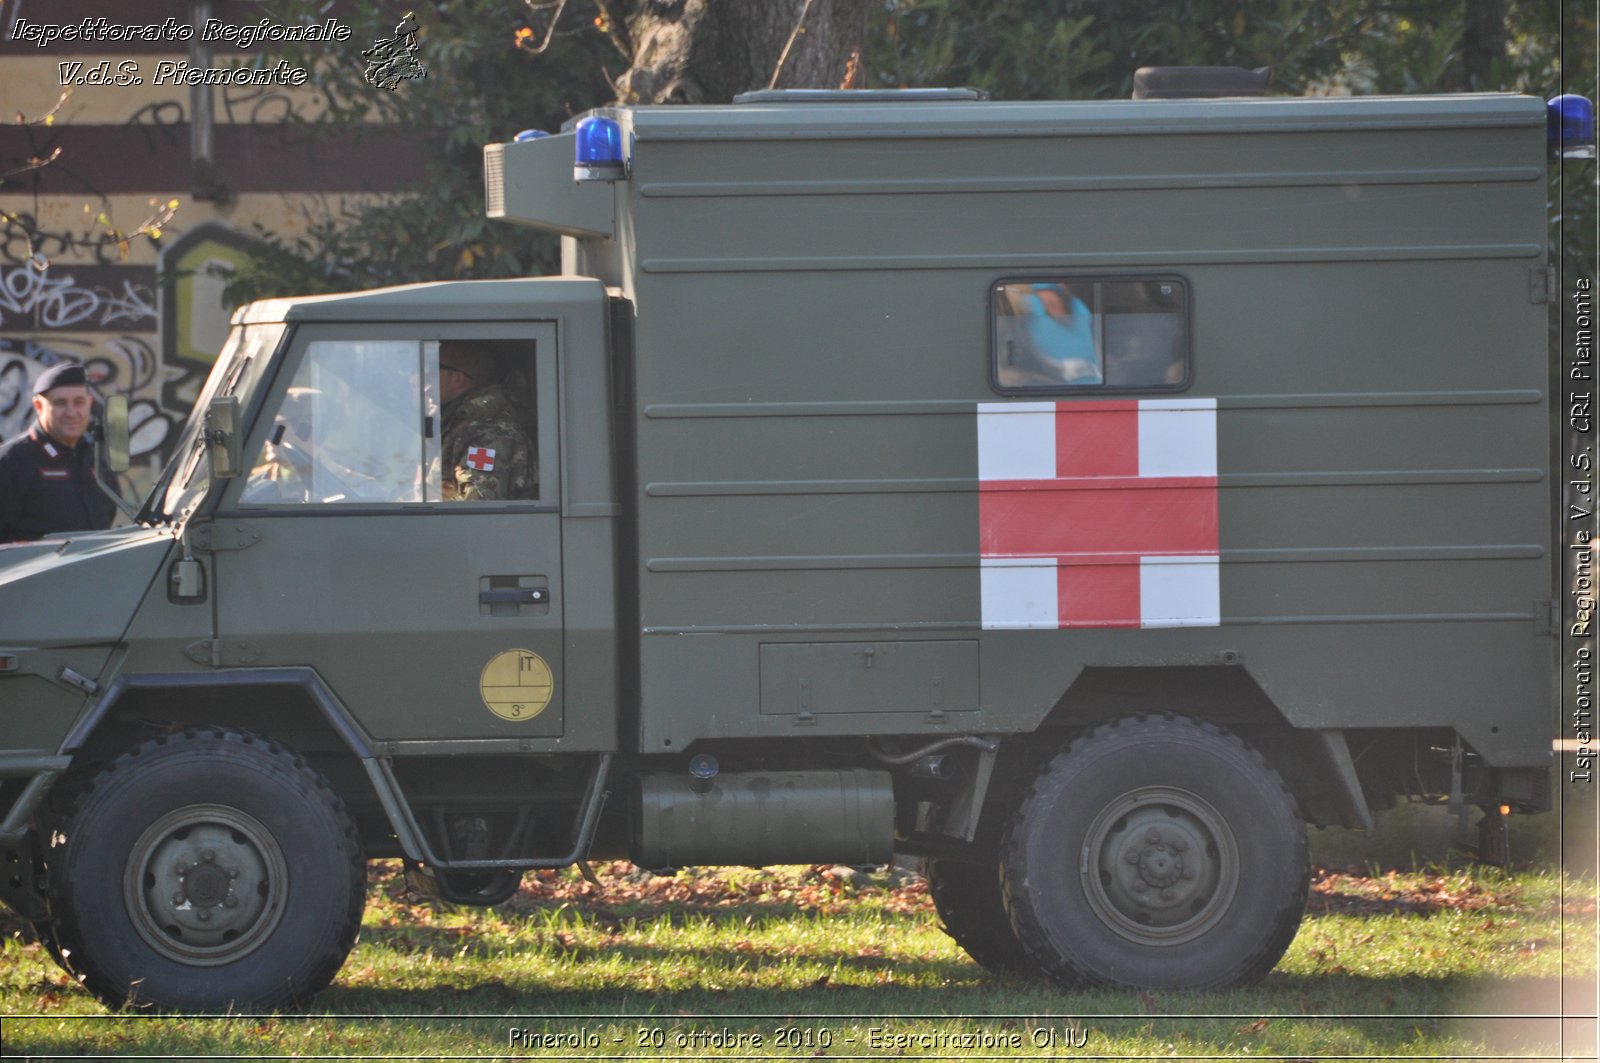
977, 399, 1220, 629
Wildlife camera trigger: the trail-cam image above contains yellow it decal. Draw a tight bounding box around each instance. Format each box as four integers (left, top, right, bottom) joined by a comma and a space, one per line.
480, 649, 553, 721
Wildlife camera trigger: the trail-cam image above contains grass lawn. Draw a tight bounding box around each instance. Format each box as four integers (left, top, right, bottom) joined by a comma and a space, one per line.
1, 858, 1595, 1060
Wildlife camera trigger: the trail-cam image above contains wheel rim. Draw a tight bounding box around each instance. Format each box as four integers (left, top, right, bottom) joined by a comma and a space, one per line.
1080, 785, 1239, 946
122, 804, 289, 966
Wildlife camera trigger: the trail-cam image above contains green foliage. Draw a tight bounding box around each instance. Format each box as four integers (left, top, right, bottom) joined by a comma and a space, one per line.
0, 90, 181, 270
218, 183, 531, 305
868, 0, 1588, 101
869, 0, 1351, 99
1310, 0, 1585, 96
220, 0, 615, 303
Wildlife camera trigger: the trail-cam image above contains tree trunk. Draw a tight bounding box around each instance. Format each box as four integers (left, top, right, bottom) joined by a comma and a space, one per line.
1460, 0, 1507, 90
612, 0, 872, 105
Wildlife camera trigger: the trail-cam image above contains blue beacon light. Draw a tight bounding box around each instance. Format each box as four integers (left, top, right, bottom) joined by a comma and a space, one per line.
513, 129, 550, 142
574, 115, 626, 182
1547, 95, 1597, 160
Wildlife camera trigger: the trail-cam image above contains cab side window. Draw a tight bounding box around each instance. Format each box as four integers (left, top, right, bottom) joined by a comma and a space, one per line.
993, 276, 1189, 391
240, 339, 431, 505
435, 340, 539, 502
239, 337, 540, 506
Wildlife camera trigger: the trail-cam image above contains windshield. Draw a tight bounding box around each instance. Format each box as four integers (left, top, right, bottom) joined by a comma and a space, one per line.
146, 322, 286, 524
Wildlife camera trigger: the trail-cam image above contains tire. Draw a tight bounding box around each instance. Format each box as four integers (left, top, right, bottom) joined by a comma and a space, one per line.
29, 918, 75, 976
927, 858, 1040, 976
1001, 715, 1308, 990
46, 729, 365, 1011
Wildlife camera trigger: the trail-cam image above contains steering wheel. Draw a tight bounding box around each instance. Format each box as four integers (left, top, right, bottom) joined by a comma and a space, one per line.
270, 437, 372, 502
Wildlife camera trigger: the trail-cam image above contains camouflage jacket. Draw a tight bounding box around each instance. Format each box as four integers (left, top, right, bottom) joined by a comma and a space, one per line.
439, 384, 537, 501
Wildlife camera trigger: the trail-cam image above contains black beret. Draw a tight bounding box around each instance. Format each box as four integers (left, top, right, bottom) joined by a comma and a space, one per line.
33, 363, 87, 395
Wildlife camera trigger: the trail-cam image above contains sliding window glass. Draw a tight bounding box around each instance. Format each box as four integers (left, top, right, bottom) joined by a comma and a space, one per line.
992, 276, 1190, 392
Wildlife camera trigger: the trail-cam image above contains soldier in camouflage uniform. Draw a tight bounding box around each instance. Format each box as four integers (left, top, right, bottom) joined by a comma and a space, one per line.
438, 343, 537, 501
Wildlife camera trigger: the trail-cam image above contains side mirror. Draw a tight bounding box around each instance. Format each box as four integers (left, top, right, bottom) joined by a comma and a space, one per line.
103, 394, 130, 473
205, 395, 243, 479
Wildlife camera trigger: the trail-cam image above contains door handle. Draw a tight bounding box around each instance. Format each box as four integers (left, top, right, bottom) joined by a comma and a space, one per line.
479, 588, 549, 605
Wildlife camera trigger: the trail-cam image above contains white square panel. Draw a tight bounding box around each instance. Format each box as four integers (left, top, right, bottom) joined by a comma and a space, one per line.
981, 557, 1059, 629
1139, 555, 1220, 628
1138, 398, 1217, 479
978, 402, 1057, 481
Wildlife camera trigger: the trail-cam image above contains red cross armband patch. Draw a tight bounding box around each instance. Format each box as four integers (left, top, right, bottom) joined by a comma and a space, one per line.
465, 446, 497, 472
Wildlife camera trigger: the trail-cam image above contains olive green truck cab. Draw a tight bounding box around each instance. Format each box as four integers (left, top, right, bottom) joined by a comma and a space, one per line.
0, 86, 1585, 1010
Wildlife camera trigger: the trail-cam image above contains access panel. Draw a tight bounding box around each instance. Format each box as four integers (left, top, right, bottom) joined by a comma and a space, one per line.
758, 640, 980, 718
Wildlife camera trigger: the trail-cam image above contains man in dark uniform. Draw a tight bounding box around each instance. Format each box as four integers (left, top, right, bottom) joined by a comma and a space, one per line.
437, 342, 537, 501
0, 363, 117, 541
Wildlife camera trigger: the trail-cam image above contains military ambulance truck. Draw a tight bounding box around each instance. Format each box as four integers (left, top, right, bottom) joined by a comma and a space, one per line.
1, 84, 1589, 1010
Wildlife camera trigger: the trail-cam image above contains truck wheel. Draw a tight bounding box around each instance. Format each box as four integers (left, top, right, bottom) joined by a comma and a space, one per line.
1002, 716, 1308, 990
45, 729, 365, 1011
927, 858, 1040, 976
29, 919, 75, 976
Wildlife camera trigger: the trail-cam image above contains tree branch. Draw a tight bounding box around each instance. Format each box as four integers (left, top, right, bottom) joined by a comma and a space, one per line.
516, 0, 571, 55
769, 0, 818, 89
592, 0, 633, 60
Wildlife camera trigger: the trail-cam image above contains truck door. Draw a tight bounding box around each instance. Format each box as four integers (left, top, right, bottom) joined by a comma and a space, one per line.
210, 324, 564, 742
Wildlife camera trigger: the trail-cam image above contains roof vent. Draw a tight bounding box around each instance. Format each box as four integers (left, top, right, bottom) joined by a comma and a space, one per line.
1132, 66, 1271, 100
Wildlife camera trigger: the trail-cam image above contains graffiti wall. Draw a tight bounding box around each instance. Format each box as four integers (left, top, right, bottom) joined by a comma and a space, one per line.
0, 0, 429, 503
0, 222, 274, 499
0, 259, 175, 498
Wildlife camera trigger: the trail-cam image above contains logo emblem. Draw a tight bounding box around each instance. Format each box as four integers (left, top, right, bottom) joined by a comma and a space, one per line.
362, 12, 428, 91
466, 446, 496, 471
479, 649, 553, 721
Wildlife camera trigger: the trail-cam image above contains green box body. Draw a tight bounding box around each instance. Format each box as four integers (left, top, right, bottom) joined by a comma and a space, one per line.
495, 92, 1556, 768
0, 92, 1556, 861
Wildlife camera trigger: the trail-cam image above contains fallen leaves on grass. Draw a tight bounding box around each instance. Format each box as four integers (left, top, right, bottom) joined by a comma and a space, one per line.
1307, 867, 1523, 916
408, 861, 939, 919
370, 861, 1558, 925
